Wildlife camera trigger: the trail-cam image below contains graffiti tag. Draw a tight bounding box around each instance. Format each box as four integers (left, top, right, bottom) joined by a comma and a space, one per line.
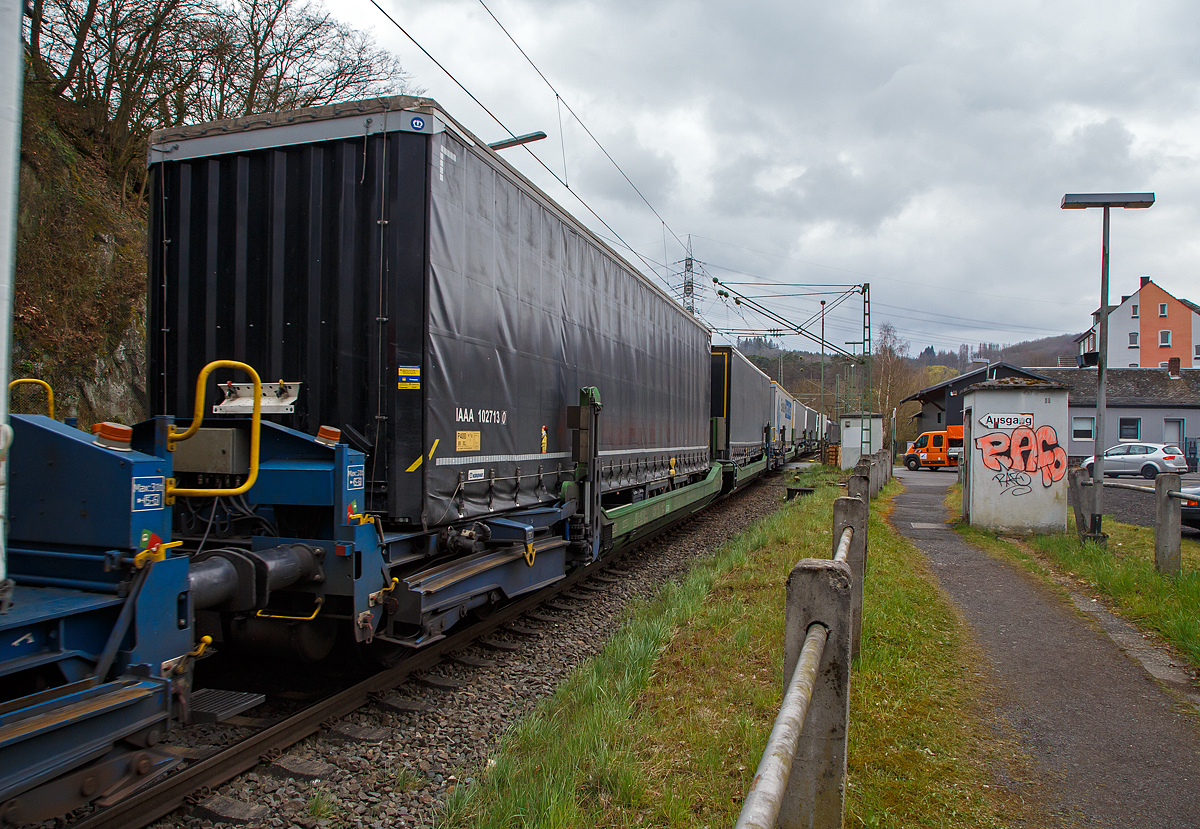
992, 469, 1033, 496
974, 425, 1068, 487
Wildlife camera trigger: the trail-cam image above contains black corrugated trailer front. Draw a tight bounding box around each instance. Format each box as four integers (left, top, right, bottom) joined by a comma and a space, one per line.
147, 96, 711, 532
710, 345, 773, 464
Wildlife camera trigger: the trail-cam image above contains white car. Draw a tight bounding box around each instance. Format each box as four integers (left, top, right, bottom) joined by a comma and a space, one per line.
1082, 443, 1189, 479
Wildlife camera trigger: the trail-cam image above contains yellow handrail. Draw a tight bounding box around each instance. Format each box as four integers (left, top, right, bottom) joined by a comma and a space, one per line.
166, 360, 262, 502
256, 596, 323, 621
9, 378, 54, 419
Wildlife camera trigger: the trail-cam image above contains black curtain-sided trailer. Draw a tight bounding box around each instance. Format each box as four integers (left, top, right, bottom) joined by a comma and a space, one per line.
145, 96, 719, 648
709, 345, 773, 490
147, 96, 711, 532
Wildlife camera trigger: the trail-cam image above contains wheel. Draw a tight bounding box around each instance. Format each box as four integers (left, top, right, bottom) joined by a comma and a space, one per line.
905, 456, 920, 471
1142, 465, 1159, 479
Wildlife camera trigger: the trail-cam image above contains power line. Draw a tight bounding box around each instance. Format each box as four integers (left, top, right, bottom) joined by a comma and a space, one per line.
697, 244, 1094, 307
473, 0, 690, 258
363, 0, 680, 298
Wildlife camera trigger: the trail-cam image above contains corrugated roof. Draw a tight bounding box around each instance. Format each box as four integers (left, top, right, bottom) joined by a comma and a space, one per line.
966, 377, 1069, 391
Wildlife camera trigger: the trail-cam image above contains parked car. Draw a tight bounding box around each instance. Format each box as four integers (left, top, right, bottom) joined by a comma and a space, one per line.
1081, 443, 1189, 479
1183, 486, 1200, 531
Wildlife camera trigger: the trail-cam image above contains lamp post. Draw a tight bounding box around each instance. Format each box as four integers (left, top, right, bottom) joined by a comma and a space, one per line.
1061, 192, 1154, 540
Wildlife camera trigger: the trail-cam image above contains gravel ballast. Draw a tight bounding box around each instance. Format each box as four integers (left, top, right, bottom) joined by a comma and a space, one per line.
152, 477, 788, 829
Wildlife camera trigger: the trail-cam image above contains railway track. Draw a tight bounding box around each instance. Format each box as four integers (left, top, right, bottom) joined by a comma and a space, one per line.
56, 478, 785, 829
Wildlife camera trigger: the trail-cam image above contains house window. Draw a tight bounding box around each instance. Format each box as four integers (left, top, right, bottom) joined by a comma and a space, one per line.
1128, 332, 1139, 347
1195, 344, 1200, 359
1119, 418, 1141, 440
1160, 362, 1170, 368
1159, 302, 1168, 317
1129, 363, 1139, 367
1131, 304, 1139, 318
1072, 417, 1095, 440
1160, 330, 1172, 346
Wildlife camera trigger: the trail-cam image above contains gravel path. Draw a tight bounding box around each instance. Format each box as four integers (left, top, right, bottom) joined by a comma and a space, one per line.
154, 477, 787, 829
892, 468, 1200, 829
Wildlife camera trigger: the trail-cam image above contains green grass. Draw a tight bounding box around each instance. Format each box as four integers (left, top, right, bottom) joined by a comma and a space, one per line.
438, 477, 1027, 828
1027, 526, 1200, 667
307, 789, 339, 819
946, 482, 1200, 671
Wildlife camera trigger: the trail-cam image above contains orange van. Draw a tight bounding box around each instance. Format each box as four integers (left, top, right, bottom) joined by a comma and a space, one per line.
904, 425, 964, 471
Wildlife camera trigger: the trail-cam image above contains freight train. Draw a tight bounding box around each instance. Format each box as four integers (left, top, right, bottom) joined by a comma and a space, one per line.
0, 95, 826, 824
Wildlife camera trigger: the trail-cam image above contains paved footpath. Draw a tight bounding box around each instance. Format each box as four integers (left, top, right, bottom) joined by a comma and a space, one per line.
889, 468, 1200, 828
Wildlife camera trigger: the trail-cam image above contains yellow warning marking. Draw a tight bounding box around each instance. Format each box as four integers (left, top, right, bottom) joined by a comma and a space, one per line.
405, 438, 440, 473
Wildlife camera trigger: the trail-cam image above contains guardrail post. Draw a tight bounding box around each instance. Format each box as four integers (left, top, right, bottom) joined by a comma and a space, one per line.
847, 472, 869, 503
854, 458, 874, 498
832, 496, 867, 658
1155, 473, 1181, 576
781, 558, 852, 829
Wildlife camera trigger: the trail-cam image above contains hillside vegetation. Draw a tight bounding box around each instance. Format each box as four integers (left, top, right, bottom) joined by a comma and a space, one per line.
13, 82, 147, 424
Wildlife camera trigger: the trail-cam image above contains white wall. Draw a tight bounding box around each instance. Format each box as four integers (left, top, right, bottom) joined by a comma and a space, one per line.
1105, 295, 1143, 367
841, 415, 883, 469
962, 387, 1068, 533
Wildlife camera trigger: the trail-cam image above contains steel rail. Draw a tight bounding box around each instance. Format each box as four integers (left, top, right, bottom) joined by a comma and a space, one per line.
69, 481, 761, 829
733, 622, 828, 829
69, 557, 602, 829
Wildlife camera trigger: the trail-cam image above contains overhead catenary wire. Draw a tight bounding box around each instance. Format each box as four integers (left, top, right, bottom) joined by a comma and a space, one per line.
473, 0, 690, 259
363, 0, 680, 297
694, 234, 1095, 308
712, 276, 857, 357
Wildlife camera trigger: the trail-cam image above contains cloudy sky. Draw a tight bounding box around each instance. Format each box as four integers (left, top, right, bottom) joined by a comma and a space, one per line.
340, 0, 1200, 359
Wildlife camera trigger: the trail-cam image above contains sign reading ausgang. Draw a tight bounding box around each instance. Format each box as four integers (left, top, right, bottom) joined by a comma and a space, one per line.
979, 412, 1034, 430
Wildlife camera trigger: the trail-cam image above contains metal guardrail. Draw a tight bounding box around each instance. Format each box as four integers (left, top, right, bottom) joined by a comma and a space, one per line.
1069, 469, 1186, 575
735, 450, 888, 829
735, 622, 829, 829
1080, 479, 1190, 500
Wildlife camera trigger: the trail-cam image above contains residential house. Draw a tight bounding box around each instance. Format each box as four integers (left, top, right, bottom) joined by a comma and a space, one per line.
1030, 361, 1200, 467
1076, 277, 1200, 368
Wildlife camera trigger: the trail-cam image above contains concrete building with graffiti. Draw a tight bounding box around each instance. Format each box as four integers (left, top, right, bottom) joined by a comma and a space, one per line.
1027, 363, 1200, 469
961, 377, 1070, 534
1075, 277, 1200, 369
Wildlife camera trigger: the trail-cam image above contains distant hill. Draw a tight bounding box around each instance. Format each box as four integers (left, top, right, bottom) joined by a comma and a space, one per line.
989, 333, 1084, 368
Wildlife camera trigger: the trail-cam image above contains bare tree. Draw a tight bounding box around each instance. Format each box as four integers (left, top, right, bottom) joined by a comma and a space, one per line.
32, 0, 413, 196
874, 322, 920, 448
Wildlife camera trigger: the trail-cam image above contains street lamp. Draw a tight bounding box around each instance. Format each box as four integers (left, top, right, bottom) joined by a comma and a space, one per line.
1061, 192, 1155, 541
487, 131, 548, 151
819, 300, 826, 450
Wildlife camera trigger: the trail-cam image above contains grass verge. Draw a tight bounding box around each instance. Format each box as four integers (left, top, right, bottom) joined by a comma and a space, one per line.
946, 482, 1200, 671
439, 473, 1024, 828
